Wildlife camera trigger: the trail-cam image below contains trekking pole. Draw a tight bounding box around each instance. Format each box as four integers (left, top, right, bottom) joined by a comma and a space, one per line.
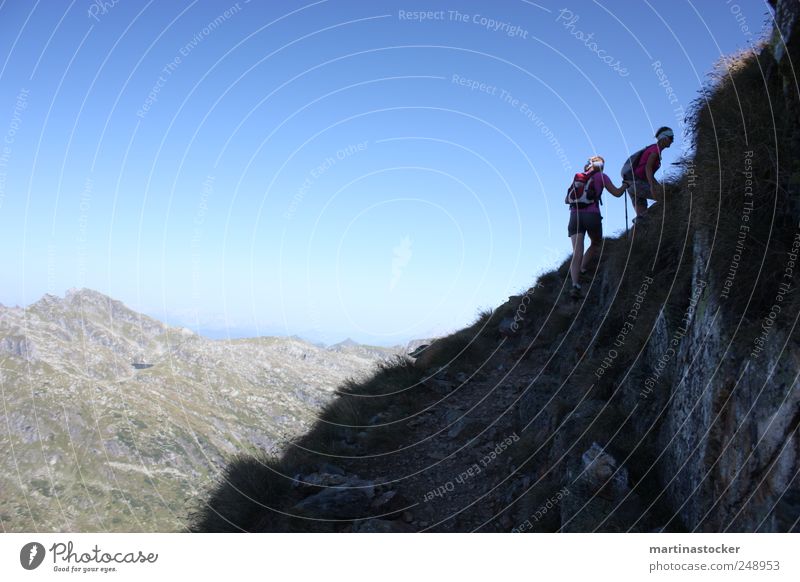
624, 186, 629, 240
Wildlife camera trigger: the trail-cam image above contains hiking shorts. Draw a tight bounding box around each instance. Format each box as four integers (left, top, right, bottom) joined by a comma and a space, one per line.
629, 179, 651, 210
568, 211, 602, 239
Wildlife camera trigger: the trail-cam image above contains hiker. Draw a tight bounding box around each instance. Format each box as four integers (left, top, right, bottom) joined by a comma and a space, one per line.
566, 156, 628, 298
625, 126, 675, 220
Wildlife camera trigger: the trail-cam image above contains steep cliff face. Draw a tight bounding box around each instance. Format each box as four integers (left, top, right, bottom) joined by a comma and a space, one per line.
636, 234, 798, 532
192, 4, 800, 533
595, 229, 800, 533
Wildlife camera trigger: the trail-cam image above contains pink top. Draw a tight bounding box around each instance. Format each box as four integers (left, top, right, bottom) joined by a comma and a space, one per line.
634, 143, 661, 180
571, 172, 613, 214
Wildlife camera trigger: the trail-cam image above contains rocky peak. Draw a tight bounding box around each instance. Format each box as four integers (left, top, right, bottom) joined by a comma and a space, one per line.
328, 337, 359, 349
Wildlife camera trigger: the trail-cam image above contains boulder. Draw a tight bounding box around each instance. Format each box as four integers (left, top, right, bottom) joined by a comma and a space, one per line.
292, 480, 375, 520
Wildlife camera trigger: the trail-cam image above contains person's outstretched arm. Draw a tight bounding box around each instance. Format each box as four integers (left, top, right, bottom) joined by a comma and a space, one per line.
602, 174, 628, 197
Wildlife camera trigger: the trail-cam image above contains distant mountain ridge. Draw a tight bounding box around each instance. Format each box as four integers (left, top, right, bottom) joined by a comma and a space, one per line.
0, 289, 402, 531
326, 337, 406, 361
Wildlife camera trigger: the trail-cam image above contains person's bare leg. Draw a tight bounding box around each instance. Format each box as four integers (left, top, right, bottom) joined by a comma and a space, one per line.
570, 233, 584, 287
630, 193, 647, 217
581, 234, 602, 272
649, 183, 663, 202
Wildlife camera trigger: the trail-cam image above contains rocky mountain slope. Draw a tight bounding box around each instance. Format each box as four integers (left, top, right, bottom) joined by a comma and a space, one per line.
192, 1, 800, 533
0, 289, 400, 532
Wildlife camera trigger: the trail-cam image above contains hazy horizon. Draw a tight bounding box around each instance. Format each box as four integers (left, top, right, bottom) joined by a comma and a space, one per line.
0, 286, 422, 346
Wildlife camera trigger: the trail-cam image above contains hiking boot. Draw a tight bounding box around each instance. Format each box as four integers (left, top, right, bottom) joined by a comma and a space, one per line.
569, 285, 582, 299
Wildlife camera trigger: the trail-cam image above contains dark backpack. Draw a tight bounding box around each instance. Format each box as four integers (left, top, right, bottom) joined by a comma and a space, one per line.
565, 170, 601, 209
620, 147, 647, 182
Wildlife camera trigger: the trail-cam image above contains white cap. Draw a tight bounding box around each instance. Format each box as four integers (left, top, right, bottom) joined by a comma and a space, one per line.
656, 128, 674, 141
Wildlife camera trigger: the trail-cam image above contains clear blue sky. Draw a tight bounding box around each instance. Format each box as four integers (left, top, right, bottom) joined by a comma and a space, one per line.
0, 0, 770, 345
